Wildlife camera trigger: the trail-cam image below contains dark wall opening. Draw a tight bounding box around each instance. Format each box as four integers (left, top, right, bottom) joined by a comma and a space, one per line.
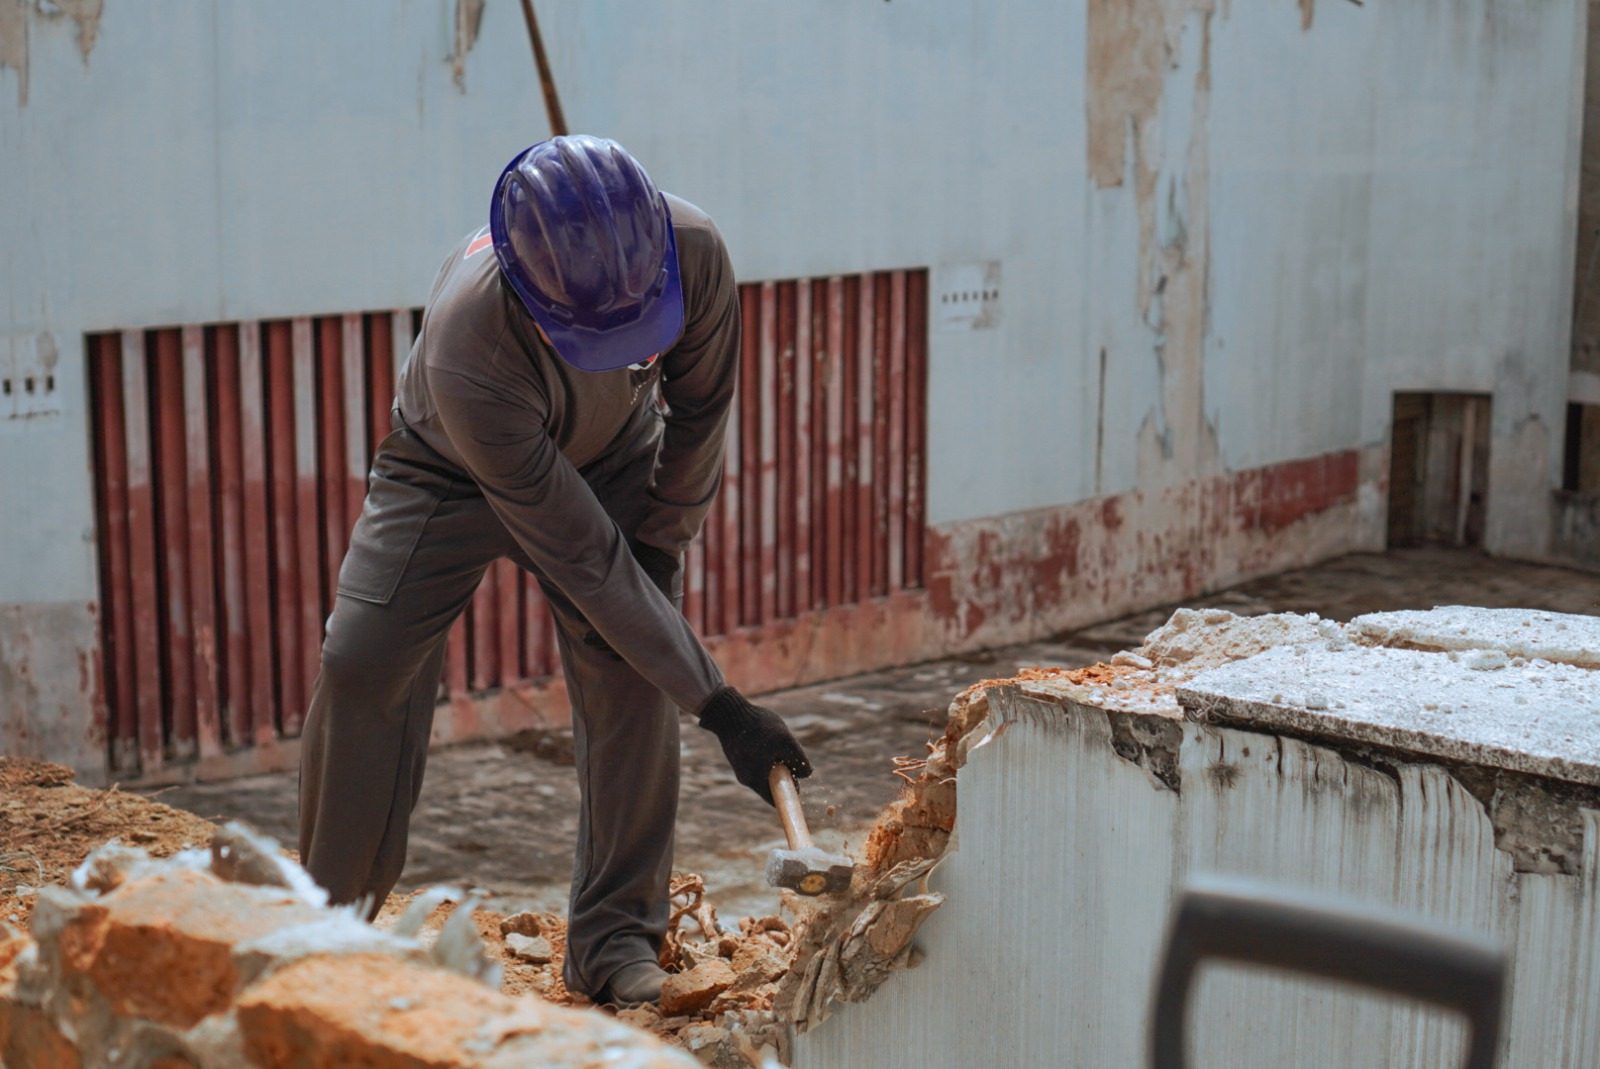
1387, 392, 1491, 549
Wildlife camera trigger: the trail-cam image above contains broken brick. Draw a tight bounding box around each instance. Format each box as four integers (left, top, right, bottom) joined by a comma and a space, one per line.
56, 868, 325, 1028
497, 911, 542, 938
730, 941, 788, 991
659, 960, 735, 1015
236, 953, 517, 1068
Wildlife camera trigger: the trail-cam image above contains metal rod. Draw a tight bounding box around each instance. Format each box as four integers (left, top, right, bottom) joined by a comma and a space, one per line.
518, 0, 568, 136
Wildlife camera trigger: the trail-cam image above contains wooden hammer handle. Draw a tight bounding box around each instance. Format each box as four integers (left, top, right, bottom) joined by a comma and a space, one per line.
769, 765, 814, 851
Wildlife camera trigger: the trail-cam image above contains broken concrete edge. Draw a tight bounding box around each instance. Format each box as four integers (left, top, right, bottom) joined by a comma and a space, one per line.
773, 604, 1600, 1045
775, 670, 1052, 1037
1348, 606, 1600, 669
0, 826, 698, 1068
1176, 634, 1600, 791
1180, 681, 1600, 791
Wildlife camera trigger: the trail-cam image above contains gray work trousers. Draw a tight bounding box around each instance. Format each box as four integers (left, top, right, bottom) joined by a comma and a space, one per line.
298, 422, 680, 998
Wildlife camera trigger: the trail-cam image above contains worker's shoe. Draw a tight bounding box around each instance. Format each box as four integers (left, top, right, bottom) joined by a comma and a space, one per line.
598, 961, 668, 1007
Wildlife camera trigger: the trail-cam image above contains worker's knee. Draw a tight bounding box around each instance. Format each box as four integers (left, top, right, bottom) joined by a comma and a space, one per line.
317, 608, 408, 699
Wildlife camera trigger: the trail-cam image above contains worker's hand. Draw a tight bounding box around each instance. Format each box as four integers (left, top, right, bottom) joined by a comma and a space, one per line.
696, 686, 813, 805
580, 541, 683, 659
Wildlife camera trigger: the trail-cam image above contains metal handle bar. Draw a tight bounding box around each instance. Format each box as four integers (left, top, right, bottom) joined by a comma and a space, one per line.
1149, 876, 1507, 1069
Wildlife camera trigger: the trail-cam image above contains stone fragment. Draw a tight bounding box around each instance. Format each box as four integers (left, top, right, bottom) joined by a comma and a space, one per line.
209, 822, 328, 907
240, 954, 696, 1068
69, 840, 168, 894
615, 1005, 660, 1031
56, 868, 325, 1028
658, 960, 735, 1015
236, 952, 517, 1068
678, 1021, 739, 1066
498, 910, 543, 938
504, 933, 553, 964
729, 940, 788, 990
430, 894, 501, 987
477, 1003, 697, 1068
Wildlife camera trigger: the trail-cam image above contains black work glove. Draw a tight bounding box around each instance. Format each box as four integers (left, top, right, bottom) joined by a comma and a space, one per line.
697, 685, 813, 805
581, 541, 682, 659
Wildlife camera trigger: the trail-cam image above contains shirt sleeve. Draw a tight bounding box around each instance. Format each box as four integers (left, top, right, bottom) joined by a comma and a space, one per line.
427, 362, 725, 713
633, 226, 741, 558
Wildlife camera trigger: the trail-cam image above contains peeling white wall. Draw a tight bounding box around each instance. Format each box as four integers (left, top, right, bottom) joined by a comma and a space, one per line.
795, 693, 1600, 1068
0, 0, 1585, 769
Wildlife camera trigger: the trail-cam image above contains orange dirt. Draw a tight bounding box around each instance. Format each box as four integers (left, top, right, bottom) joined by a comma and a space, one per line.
0, 759, 215, 926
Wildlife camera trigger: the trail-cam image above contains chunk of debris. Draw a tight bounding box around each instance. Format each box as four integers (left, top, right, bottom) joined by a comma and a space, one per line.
210, 820, 328, 907
660, 960, 736, 1015
499, 910, 544, 938
0, 835, 694, 1068
505, 932, 554, 964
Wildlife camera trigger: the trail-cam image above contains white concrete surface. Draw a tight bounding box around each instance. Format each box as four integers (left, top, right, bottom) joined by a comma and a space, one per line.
1351, 606, 1600, 668
1181, 643, 1600, 787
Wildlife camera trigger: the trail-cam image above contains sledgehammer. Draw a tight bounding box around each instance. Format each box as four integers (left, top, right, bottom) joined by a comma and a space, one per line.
765, 765, 854, 896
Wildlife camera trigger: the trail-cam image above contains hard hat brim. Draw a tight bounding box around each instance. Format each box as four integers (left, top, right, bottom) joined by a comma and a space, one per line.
489, 144, 686, 374
523, 224, 684, 374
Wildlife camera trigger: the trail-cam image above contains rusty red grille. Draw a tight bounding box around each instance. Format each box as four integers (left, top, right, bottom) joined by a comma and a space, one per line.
87, 270, 928, 774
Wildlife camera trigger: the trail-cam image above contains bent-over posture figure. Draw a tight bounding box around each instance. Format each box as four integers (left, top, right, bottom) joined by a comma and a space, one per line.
298, 136, 812, 1006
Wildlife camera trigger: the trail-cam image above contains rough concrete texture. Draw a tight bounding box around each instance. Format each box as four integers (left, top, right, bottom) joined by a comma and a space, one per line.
1350, 606, 1600, 668
0, 836, 695, 1069
1180, 643, 1600, 788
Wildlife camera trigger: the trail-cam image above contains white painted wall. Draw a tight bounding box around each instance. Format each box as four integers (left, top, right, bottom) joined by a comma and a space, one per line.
796, 692, 1600, 1067
0, 0, 1584, 768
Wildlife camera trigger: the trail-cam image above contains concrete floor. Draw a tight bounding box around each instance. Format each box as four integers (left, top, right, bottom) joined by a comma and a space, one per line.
152, 548, 1600, 920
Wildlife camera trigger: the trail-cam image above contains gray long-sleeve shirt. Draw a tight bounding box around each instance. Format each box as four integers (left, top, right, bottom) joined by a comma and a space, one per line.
394, 193, 738, 714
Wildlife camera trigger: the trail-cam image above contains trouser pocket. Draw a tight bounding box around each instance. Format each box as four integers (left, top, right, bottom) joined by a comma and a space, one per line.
336, 472, 442, 605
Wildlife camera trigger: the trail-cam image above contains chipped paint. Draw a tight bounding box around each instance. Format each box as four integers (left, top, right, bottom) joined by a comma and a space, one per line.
925, 446, 1380, 654
0, 0, 103, 105
0, 0, 29, 104
448, 0, 485, 91
0, 601, 104, 776
1087, 0, 1221, 492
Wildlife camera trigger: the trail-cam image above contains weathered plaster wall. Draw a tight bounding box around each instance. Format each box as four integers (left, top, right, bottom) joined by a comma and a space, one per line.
1574, 0, 1600, 378
0, 0, 1584, 773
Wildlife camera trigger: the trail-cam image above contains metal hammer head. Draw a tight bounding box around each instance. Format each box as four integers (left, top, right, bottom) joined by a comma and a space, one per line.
765, 846, 854, 896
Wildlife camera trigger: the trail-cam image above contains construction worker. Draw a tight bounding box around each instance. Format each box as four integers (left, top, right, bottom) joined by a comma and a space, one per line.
298, 135, 813, 1006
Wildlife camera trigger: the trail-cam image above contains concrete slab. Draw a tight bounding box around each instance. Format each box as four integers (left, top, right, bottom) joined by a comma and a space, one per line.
1351, 606, 1600, 668
1179, 644, 1600, 787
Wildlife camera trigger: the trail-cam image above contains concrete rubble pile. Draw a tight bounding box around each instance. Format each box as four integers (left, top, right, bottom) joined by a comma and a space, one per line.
0, 822, 697, 1069
476, 873, 795, 1067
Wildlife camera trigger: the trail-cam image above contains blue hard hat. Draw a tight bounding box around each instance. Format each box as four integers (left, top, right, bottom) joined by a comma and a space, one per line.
490, 136, 684, 373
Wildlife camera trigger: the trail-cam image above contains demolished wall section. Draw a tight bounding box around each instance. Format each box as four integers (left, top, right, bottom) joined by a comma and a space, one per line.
788, 606, 1600, 1068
